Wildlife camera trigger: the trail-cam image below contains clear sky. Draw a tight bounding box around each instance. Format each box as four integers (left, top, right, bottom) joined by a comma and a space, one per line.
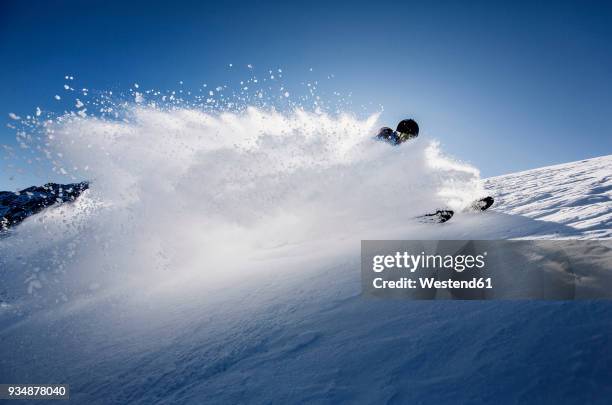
1, 0, 611, 189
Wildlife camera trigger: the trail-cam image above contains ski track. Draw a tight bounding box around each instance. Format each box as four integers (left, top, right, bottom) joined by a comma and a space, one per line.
1, 156, 611, 404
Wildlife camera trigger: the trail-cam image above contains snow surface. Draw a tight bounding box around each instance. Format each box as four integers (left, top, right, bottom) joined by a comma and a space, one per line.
1, 108, 611, 405
485, 155, 612, 239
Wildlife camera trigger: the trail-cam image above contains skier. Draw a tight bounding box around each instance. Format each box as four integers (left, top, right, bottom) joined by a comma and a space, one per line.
376, 118, 493, 222
376, 119, 419, 145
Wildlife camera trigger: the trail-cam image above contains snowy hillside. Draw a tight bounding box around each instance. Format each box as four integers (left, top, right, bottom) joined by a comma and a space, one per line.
1, 142, 611, 403
486, 155, 612, 239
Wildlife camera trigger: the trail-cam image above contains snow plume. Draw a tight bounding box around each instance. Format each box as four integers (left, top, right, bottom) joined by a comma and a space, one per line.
1, 104, 483, 309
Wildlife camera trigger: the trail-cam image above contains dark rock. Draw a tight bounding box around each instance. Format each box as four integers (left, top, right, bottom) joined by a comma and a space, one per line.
0, 182, 89, 231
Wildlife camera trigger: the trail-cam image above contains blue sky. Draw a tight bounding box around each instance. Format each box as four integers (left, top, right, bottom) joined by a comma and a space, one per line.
1, 0, 611, 189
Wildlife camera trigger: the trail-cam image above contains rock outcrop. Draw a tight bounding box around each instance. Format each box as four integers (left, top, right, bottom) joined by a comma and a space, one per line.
0, 182, 89, 230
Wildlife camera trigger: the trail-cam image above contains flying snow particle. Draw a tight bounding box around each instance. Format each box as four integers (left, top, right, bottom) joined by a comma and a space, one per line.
8, 113, 20, 120
229, 63, 233, 67
284, 92, 290, 98
247, 64, 253, 69
55, 95, 61, 100
35, 107, 41, 117
134, 83, 139, 88
134, 92, 144, 103
75, 99, 84, 108
63, 84, 70, 90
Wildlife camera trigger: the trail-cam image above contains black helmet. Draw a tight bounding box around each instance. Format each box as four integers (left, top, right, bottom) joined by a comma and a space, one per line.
396, 119, 419, 142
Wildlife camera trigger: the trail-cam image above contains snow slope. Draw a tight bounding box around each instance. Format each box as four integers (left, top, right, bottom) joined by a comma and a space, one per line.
1, 145, 611, 404
485, 155, 612, 239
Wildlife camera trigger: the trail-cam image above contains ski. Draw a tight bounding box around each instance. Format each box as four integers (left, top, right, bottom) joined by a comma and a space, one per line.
417, 210, 454, 224
469, 196, 494, 212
